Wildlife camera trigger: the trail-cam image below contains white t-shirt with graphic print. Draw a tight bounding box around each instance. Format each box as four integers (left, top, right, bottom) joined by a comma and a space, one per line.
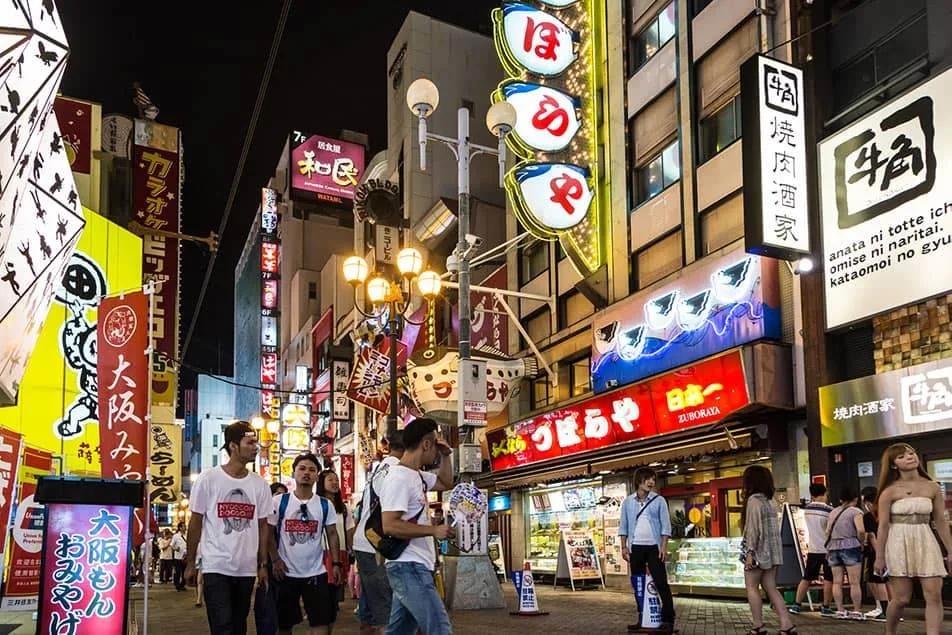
376, 463, 434, 570
190, 466, 272, 577
268, 492, 338, 578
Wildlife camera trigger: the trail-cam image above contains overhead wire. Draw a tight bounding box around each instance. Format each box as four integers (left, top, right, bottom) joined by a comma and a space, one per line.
180, 0, 293, 365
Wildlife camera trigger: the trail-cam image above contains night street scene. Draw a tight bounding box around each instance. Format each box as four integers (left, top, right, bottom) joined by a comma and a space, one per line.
0, 0, 950, 633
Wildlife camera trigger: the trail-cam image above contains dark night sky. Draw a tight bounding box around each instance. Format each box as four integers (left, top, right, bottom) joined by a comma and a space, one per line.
56, 1, 498, 387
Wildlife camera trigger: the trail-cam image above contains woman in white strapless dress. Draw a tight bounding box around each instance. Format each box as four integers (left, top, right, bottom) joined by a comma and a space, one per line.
874, 443, 952, 635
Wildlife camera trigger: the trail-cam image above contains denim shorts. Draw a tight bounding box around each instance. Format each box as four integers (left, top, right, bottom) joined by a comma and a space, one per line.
827, 547, 863, 567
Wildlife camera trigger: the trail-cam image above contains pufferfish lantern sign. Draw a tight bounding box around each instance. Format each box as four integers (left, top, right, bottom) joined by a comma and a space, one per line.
0, 0, 84, 404
492, 0, 604, 277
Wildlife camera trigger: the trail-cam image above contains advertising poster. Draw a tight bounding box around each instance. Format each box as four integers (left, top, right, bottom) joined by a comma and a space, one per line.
289, 131, 365, 204
0, 428, 22, 559
37, 504, 132, 634
559, 530, 602, 582
0, 209, 142, 477
1, 447, 53, 609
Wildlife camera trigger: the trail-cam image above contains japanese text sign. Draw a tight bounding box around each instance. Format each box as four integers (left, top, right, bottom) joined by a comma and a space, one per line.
741, 54, 810, 260
819, 66, 952, 329
38, 504, 132, 635
592, 251, 780, 393
289, 131, 365, 204
820, 357, 952, 446
346, 340, 407, 415
1, 447, 53, 610
470, 266, 509, 355
261, 242, 279, 274
149, 423, 182, 504
496, 3, 578, 77
97, 291, 150, 482
486, 351, 750, 471
0, 428, 22, 557
261, 187, 279, 237
340, 454, 354, 505
332, 360, 351, 421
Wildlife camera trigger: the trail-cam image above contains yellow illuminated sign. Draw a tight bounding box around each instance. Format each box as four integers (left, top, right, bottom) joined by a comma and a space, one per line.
0, 207, 143, 476
492, 0, 607, 277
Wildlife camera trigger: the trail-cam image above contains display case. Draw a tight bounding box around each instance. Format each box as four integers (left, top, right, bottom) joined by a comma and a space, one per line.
665, 537, 745, 596
527, 483, 603, 573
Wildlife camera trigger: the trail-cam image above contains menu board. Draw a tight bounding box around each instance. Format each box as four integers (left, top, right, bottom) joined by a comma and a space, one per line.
555, 529, 604, 590
784, 504, 809, 576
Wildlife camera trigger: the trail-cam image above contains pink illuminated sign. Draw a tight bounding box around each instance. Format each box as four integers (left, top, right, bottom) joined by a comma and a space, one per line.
38, 504, 132, 634
289, 131, 365, 204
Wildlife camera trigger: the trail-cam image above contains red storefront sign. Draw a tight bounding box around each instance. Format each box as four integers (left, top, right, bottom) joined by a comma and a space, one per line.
1, 448, 53, 610
261, 241, 279, 273
340, 455, 355, 505
97, 292, 150, 482
486, 351, 750, 471
0, 428, 22, 557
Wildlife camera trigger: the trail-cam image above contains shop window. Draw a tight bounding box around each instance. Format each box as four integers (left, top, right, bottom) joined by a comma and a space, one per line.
530, 377, 551, 411
630, 2, 676, 72
557, 290, 594, 331
518, 239, 549, 285
631, 230, 683, 291
636, 140, 680, 205
698, 94, 741, 164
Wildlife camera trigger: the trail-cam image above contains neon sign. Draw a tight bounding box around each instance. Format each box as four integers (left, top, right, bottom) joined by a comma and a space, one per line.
487, 351, 750, 471
492, 0, 605, 276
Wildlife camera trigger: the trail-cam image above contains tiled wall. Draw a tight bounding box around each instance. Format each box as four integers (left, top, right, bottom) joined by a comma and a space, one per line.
873, 294, 952, 372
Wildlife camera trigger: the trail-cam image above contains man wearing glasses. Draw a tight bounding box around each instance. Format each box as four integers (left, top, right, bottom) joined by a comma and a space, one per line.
268, 453, 341, 634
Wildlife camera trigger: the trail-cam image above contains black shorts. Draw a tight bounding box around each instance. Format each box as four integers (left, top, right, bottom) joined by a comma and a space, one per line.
864, 551, 888, 584
277, 574, 337, 629
803, 553, 833, 582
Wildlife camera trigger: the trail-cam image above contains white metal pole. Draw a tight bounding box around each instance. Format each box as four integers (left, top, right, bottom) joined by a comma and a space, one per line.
456, 107, 471, 439
142, 284, 155, 635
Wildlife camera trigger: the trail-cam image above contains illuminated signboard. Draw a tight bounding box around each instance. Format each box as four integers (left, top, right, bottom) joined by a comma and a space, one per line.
741, 54, 809, 261
261, 353, 278, 386
261, 242, 279, 274
261, 188, 281, 418
262, 316, 278, 348
289, 131, 365, 204
486, 351, 750, 471
492, 0, 605, 276
37, 504, 132, 634
261, 187, 279, 236
591, 251, 781, 393
281, 403, 310, 452
262, 279, 278, 310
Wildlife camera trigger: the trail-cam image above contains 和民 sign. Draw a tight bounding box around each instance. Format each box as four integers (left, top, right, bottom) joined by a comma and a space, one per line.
819, 66, 952, 329
741, 54, 809, 261
289, 131, 365, 204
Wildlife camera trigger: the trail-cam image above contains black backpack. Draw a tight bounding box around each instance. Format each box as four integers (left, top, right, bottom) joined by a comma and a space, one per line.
363, 464, 427, 560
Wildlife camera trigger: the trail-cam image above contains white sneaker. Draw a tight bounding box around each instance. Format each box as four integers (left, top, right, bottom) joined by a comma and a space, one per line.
835, 610, 850, 619
848, 611, 866, 621
864, 607, 885, 621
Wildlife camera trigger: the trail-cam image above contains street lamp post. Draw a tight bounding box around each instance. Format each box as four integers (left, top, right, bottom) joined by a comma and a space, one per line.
343, 248, 442, 441
405, 79, 516, 470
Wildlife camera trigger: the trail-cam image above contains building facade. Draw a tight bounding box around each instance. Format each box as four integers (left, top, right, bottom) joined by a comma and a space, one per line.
193, 374, 236, 473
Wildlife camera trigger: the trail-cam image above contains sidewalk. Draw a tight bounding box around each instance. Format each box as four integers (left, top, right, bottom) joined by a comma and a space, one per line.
1, 582, 948, 633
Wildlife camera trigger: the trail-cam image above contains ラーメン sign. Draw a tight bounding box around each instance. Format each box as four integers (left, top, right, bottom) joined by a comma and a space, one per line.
819, 66, 952, 329
492, 0, 605, 277
486, 351, 750, 471
741, 54, 810, 260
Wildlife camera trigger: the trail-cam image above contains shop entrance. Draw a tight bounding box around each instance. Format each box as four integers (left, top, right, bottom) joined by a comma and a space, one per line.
662, 476, 744, 538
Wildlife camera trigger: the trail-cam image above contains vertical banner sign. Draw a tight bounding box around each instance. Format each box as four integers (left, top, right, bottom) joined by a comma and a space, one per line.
149, 423, 182, 504
133, 119, 181, 407
0, 428, 22, 557
53, 97, 93, 175
492, 1, 605, 277
261, 188, 280, 419
97, 291, 150, 482
1, 447, 53, 609
37, 504, 132, 634
339, 454, 355, 506
332, 360, 351, 420
741, 54, 809, 260
471, 266, 509, 355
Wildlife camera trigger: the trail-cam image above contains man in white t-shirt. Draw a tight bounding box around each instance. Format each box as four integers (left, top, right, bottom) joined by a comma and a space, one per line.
352, 431, 452, 634
171, 523, 188, 591
377, 418, 455, 635
185, 421, 272, 635
268, 452, 341, 634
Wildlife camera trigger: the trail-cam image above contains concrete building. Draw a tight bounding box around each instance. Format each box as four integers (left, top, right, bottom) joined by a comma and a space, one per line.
193, 374, 236, 473
234, 209, 262, 421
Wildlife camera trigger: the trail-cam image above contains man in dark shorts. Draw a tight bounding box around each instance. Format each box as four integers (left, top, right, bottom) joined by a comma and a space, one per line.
268, 453, 342, 634
789, 483, 835, 616
861, 486, 889, 621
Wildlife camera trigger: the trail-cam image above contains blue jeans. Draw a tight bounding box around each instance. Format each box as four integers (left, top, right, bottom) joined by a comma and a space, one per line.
356, 550, 392, 627
385, 562, 452, 635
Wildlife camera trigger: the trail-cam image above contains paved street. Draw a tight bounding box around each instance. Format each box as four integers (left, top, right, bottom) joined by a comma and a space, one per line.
0, 582, 948, 633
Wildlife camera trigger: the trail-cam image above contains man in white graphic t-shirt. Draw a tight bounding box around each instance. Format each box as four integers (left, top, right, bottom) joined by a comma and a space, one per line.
185, 421, 272, 635
377, 418, 455, 635
352, 431, 452, 634
269, 452, 341, 634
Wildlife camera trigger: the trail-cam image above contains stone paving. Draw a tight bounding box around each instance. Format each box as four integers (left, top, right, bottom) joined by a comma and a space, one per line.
0, 581, 948, 633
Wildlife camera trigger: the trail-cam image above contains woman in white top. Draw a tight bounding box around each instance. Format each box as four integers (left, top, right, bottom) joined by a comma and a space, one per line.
317, 469, 356, 605
874, 443, 952, 635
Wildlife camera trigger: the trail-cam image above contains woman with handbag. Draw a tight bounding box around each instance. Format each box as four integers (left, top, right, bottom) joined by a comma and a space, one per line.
740, 465, 796, 635
873, 443, 952, 635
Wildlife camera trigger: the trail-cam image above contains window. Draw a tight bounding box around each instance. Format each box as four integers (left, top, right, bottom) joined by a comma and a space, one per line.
212, 454, 218, 467
530, 378, 551, 411
212, 434, 219, 448
308, 281, 317, 300
518, 239, 549, 285
636, 140, 680, 205
521, 308, 550, 350
557, 291, 594, 331
631, 230, 683, 291
557, 354, 591, 401
692, 0, 715, 16
631, 3, 676, 71
698, 94, 741, 164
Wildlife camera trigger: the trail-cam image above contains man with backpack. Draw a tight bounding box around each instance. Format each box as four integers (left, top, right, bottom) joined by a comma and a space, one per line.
352, 430, 452, 634
376, 418, 455, 635
268, 452, 341, 635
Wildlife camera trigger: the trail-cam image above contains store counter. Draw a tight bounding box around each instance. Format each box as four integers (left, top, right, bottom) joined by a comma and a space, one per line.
665, 537, 746, 597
